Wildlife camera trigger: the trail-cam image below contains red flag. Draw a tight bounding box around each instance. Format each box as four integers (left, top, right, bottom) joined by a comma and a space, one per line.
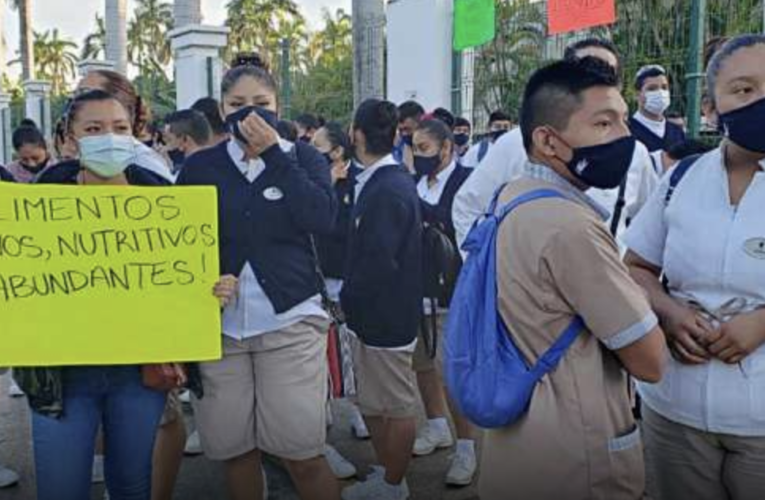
548, 0, 616, 35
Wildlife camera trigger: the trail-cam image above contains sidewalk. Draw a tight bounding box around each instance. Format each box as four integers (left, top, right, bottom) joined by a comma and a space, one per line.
0, 373, 479, 500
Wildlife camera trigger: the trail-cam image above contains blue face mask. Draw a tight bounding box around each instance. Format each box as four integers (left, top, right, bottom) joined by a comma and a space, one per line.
78, 134, 136, 178
719, 96, 765, 154
225, 106, 279, 145
414, 154, 441, 178
454, 133, 470, 147
490, 129, 508, 142
558, 134, 636, 189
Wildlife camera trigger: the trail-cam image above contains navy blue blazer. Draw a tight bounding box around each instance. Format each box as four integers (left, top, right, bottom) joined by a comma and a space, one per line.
34, 161, 171, 186
341, 164, 423, 348
176, 140, 337, 314
0, 166, 14, 182
316, 164, 361, 280
629, 116, 686, 153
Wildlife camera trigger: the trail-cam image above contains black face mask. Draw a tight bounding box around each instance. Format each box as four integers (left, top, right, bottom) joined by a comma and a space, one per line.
718, 96, 765, 154
322, 152, 333, 165
556, 134, 637, 189
489, 129, 508, 142
414, 154, 441, 178
454, 133, 470, 147
299, 135, 311, 143
21, 158, 48, 173
225, 106, 279, 145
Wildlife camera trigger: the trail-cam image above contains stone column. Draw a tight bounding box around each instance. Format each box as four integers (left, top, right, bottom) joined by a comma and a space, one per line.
169, 25, 230, 110
0, 93, 12, 165
22, 80, 53, 141
77, 59, 117, 78
105, 0, 129, 75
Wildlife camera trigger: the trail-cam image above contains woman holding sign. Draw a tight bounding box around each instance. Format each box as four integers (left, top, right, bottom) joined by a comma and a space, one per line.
176, 55, 340, 500
16, 89, 239, 500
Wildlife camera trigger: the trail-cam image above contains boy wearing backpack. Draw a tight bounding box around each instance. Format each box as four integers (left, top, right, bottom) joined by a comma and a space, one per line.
474, 58, 668, 500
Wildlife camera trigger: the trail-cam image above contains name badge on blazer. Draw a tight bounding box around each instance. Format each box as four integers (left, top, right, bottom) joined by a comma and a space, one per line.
744, 238, 765, 260
263, 187, 284, 201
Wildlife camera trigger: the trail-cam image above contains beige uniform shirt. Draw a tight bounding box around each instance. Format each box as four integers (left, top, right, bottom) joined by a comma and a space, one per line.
479, 164, 658, 500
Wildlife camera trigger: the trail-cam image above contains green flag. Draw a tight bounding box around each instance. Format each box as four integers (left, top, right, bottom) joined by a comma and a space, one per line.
453, 0, 496, 51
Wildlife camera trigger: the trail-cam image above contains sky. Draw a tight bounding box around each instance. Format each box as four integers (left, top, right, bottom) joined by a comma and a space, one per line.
1, 0, 351, 77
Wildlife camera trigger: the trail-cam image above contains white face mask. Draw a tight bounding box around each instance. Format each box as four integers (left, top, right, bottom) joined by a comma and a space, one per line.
78, 134, 136, 178
644, 90, 671, 116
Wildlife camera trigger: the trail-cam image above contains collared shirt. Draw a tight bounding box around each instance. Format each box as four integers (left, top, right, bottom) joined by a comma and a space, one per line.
452, 128, 659, 250
625, 147, 765, 437
460, 141, 488, 169
221, 138, 326, 340
354, 154, 396, 201
633, 111, 667, 141
416, 159, 457, 204
523, 162, 610, 221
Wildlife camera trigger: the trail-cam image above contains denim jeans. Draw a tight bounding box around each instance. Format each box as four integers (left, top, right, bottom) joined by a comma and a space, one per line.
32, 366, 166, 500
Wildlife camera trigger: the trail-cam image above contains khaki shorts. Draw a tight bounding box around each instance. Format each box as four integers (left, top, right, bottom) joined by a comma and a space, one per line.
159, 389, 182, 426
192, 317, 329, 461
352, 337, 418, 419
412, 312, 446, 373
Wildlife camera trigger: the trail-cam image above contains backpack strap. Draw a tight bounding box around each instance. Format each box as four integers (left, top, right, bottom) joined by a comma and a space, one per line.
478, 139, 490, 163
609, 175, 629, 237
531, 316, 585, 378
496, 188, 568, 222
664, 154, 702, 205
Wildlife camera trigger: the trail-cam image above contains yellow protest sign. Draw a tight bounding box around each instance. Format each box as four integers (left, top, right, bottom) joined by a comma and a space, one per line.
0, 183, 222, 366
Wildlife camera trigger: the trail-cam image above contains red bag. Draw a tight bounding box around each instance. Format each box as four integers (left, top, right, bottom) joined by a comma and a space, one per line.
327, 322, 344, 399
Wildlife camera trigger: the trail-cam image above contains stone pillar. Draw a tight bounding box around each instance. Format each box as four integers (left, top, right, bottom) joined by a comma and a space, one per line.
22, 80, 53, 141
0, 94, 12, 165
352, 0, 386, 107
174, 0, 203, 28
77, 59, 117, 78
105, 0, 129, 75
169, 25, 230, 110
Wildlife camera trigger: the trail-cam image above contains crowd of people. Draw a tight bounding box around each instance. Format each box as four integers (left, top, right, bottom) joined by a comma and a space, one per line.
0, 31, 764, 500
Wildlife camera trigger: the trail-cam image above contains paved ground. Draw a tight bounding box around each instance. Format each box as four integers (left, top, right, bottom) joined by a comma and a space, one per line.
0, 373, 479, 500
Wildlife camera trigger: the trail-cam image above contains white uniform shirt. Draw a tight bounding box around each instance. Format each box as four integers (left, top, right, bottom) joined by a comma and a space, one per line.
624, 148, 765, 436
416, 159, 457, 204
460, 141, 488, 169
221, 139, 326, 340
132, 138, 176, 182
452, 128, 659, 249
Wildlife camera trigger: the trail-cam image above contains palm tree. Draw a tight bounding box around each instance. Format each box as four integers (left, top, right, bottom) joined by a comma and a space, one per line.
10, 0, 35, 80
32, 29, 79, 95
225, 0, 305, 67
81, 15, 107, 60
128, 0, 174, 74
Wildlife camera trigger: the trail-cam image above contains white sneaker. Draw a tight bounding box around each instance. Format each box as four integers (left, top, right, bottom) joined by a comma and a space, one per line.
91, 455, 105, 484
350, 410, 370, 440
445, 450, 477, 486
325, 445, 357, 480
184, 430, 203, 456
0, 466, 19, 488
342, 474, 409, 500
8, 379, 24, 398
412, 424, 453, 456
178, 390, 191, 404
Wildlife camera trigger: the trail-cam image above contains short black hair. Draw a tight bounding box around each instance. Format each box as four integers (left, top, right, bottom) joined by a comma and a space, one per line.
353, 98, 399, 156
564, 38, 620, 65
416, 118, 454, 148
276, 120, 298, 142
454, 117, 471, 130
520, 57, 620, 152
322, 121, 353, 161
666, 139, 714, 162
295, 113, 322, 131
489, 110, 512, 126
165, 109, 213, 147
19, 118, 38, 129
432, 107, 455, 129
66, 89, 131, 132
12, 125, 46, 151
635, 64, 668, 91
191, 97, 227, 135
397, 100, 425, 123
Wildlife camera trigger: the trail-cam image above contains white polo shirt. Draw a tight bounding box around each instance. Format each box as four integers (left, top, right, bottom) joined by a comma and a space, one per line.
452, 128, 659, 249
624, 147, 765, 436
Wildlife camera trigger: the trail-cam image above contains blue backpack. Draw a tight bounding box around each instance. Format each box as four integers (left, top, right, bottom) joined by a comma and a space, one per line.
444, 187, 584, 429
